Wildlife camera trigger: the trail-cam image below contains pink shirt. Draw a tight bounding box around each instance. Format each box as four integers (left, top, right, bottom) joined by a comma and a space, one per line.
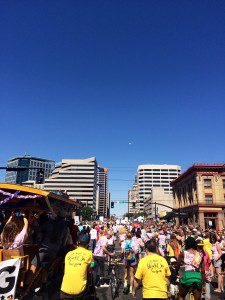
11, 226, 28, 249
94, 236, 108, 257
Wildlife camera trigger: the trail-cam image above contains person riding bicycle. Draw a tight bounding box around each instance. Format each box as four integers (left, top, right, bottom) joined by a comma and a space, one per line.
176, 237, 205, 300
93, 230, 114, 287
60, 234, 94, 300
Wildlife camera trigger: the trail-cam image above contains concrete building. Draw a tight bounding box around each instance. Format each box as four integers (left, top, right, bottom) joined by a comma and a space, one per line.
5, 155, 55, 184
144, 187, 173, 218
138, 164, 181, 213
97, 167, 109, 217
128, 183, 139, 214
171, 164, 225, 230
44, 157, 98, 209
22, 180, 45, 190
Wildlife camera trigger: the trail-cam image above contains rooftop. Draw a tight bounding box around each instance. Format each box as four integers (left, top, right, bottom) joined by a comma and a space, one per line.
171, 163, 225, 186
8, 155, 55, 163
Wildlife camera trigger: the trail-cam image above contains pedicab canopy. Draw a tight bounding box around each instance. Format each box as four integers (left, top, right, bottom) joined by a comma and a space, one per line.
0, 183, 80, 215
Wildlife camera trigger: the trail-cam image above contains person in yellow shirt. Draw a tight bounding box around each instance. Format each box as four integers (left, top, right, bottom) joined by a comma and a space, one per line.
133, 239, 171, 299
60, 234, 94, 299
203, 233, 212, 260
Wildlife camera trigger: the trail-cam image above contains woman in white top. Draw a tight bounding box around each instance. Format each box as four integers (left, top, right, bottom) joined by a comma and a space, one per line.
176, 237, 204, 300
90, 224, 98, 252
210, 233, 223, 293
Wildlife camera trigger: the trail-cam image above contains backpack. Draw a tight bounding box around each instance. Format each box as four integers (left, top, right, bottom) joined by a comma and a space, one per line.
125, 240, 135, 261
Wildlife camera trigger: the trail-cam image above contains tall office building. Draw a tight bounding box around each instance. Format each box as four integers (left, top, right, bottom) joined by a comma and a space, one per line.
5, 155, 55, 184
97, 167, 109, 217
128, 182, 139, 214
44, 157, 98, 209
138, 164, 181, 213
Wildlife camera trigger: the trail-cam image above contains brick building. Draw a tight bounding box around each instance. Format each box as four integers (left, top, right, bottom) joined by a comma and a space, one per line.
171, 164, 225, 230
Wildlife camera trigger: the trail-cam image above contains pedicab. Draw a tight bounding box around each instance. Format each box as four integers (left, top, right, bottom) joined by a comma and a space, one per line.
0, 183, 80, 299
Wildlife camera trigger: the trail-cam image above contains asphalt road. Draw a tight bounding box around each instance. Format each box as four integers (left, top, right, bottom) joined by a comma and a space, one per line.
32, 240, 223, 300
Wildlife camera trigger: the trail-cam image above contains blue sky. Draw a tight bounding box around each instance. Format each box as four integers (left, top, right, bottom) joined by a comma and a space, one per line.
0, 1, 225, 216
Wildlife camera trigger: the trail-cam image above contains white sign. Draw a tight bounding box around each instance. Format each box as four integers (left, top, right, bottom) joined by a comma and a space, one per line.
74, 216, 80, 225
208, 220, 213, 226
0, 258, 20, 300
99, 216, 104, 222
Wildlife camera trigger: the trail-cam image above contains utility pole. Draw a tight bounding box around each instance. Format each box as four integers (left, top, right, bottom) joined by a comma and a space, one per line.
154, 202, 157, 220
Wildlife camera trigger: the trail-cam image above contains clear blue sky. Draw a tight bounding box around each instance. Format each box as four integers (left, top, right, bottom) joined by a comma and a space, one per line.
0, 1, 225, 216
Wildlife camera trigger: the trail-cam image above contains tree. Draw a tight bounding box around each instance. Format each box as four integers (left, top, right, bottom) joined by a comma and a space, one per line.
123, 213, 134, 218
80, 206, 95, 221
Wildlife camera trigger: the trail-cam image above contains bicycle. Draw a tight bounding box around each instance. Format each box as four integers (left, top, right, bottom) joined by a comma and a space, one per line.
107, 258, 121, 299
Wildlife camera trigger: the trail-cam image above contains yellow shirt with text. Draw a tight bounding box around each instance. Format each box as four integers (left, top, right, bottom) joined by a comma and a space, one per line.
61, 247, 92, 295
135, 253, 171, 299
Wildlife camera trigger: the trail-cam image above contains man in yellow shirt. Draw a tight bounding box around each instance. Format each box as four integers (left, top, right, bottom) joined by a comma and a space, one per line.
133, 239, 171, 299
60, 234, 94, 299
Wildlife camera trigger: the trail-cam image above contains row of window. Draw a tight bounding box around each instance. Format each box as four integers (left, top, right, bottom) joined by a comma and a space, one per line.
139, 169, 179, 172
204, 179, 225, 189
139, 176, 177, 182
30, 161, 53, 168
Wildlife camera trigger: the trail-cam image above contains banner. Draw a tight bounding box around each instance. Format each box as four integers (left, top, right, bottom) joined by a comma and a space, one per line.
0, 258, 20, 300
0, 189, 41, 206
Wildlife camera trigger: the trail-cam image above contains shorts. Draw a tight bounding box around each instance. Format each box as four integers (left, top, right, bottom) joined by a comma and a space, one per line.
106, 245, 115, 253
123, 259, 137, 268
213, 259, 222, 268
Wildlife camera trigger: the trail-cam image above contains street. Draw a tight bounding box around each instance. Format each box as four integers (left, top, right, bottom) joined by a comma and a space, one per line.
33, 241, 223, 300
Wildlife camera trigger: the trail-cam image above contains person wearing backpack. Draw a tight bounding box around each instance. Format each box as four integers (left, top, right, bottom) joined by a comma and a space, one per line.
121, 232, 138, 294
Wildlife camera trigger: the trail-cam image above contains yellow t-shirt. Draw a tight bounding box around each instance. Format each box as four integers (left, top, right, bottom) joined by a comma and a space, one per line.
61, 247, 92, 295
135, 253, 171, 299
203, 238, 212, 260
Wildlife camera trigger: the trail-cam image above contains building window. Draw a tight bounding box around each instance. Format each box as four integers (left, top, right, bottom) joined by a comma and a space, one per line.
204, 179, 211, 188
223, 180, 225, 189
205, 195, 213, 204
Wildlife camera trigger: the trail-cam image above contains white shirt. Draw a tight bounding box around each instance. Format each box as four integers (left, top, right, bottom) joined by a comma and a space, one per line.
90, 228, 97, 240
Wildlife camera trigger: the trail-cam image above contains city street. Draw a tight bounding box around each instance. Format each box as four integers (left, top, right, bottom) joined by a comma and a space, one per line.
39, 239, 223, 300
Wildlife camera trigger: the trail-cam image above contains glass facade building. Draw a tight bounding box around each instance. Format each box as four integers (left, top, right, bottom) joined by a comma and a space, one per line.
5, 155, 55, 184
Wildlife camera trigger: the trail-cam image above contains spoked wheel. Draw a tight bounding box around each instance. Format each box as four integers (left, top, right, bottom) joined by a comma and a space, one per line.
110, 275, 119, 300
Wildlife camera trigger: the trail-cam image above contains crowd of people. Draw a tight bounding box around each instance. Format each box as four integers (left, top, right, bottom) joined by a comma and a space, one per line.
60, 220, 225, 300
1, 210, 225, 300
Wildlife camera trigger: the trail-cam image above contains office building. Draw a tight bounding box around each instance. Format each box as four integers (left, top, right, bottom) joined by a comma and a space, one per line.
171, 163, 225, 230
144, 187, 173, 217
5, 155, 55, 184
138, 164, 181, 213
44, 157, 98, 209
97, 167, 109, 217
128, 183, 139, 214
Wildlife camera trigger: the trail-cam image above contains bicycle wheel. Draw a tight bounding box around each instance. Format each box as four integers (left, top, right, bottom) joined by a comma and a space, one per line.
110, 275, 118, 300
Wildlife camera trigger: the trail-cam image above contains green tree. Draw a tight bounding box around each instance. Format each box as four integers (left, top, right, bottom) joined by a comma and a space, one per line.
80, 206, 94, 221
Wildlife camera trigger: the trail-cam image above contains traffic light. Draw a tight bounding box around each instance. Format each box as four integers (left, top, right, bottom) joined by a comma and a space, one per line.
132, 202, 136, 209
36, 169, 44, 184
111, 201, 114, 208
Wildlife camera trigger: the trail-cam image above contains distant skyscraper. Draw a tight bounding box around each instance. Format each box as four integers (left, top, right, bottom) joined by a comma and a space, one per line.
97, 167, 109, 217
5, 155, 55, 184
128, 182, 139, 214
44, 157, 98, 209
137, 164, 181, 213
